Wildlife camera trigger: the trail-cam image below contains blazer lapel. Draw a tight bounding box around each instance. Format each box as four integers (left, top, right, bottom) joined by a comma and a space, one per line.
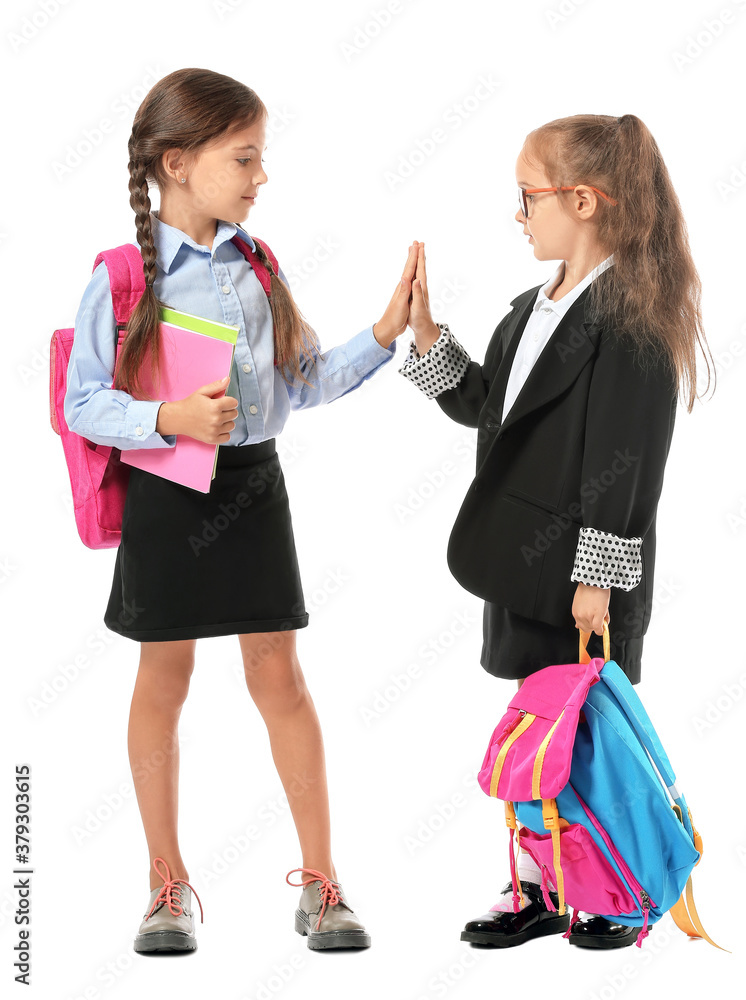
485, 285, 603, 446
486, 288, 536, 424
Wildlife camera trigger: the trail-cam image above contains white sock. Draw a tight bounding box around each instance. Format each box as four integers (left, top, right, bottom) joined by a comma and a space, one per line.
489, 848, 555, 913
516, 850, 543, 886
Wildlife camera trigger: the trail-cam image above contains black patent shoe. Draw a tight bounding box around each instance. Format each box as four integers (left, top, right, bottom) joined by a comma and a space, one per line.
568, 913, 642, 949
461, 880, 570, 948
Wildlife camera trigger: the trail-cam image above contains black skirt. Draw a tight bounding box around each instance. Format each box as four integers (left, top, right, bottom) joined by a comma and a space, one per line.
480, 602, 643, 686
104, 438, 309, 642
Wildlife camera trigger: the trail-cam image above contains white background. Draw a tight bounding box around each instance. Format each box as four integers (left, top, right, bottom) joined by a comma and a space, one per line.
2, 0, 744, 996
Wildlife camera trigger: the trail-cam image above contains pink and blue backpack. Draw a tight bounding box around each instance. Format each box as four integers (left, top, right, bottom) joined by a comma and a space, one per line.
478, 622, 727, 951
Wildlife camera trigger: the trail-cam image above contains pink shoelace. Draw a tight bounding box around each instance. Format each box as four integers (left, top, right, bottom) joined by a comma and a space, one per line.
145, 857, 204, 923
286, 867, 346, 931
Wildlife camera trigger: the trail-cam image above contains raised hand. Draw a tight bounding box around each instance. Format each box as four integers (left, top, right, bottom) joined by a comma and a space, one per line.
408, 241, 440, 355
372, 243, 419, 347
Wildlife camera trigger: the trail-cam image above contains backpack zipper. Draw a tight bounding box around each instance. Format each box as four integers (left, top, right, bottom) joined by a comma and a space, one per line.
571, 785, 656, 944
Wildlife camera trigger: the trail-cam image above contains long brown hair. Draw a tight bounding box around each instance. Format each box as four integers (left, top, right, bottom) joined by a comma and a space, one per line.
114, 67, 320, 400
524, 113, 714, 413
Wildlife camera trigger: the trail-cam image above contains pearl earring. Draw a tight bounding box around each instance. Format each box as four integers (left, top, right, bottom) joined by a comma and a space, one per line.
180, 177, 186, 183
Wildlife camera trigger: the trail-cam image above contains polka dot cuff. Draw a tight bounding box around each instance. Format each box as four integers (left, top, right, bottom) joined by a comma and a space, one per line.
570, 527, 643, 591
397, 322, 471, 399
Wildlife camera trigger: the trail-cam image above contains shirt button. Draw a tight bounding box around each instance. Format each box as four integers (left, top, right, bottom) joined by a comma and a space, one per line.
221, 284, 231, 294
249, 404, 258, 415
242, 363, 252, 373
135, 426, 143, 435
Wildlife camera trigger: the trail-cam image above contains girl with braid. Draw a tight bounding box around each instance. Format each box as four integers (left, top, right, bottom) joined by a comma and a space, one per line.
64, 67, 418, 955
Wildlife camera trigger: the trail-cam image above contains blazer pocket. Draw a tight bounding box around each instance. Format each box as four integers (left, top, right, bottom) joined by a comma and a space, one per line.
503, 489, 579, 522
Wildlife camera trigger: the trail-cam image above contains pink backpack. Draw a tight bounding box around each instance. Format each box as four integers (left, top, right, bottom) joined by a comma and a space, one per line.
50, 235, 279, 548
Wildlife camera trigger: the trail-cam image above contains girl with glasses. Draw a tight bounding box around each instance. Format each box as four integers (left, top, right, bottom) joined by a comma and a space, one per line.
397, 113, 715, 949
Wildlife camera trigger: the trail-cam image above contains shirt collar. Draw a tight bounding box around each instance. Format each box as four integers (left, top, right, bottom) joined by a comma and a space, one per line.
534, 254, 615, 317
150, 209, 255, 274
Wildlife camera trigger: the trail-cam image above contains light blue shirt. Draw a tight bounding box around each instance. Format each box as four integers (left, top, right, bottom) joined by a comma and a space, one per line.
64, 209, 396, 449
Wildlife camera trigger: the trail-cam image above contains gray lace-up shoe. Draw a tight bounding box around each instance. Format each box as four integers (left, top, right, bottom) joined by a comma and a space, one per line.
133, 857, 204, 954
286, 867, 370, 949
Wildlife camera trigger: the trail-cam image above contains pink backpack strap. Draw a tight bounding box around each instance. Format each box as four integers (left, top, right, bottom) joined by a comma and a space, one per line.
231, 234, 279, 297
231, 234, 283, 366
92, 244, 147, 329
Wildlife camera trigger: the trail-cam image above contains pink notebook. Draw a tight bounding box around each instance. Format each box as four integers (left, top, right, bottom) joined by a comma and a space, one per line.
120, 307, 239, 492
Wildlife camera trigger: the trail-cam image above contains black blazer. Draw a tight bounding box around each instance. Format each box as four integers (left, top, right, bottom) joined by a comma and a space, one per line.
436, 284, 678, 639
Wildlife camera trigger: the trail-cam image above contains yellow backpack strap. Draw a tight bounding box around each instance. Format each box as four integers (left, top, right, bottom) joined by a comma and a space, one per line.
541, 798, 565, 915
670, 877, 729, 952
579, 618, 611, 664
668, 806, 729, 951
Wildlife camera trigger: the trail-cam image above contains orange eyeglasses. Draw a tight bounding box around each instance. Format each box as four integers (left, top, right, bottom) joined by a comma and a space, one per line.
519, 185, 618, 218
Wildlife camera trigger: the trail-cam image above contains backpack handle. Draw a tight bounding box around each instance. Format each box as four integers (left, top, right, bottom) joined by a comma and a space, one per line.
579, 619, 610, 663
